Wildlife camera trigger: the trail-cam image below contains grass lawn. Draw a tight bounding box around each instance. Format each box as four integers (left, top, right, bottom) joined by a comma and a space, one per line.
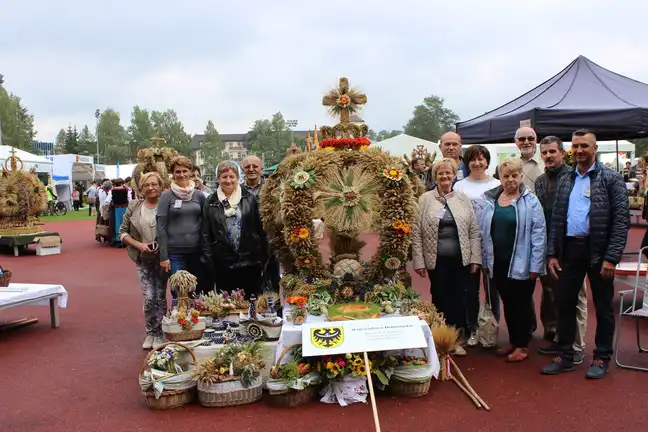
40, 207, 96, 223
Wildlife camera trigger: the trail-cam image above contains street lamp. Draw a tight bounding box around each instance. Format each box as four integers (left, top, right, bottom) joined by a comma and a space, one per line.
286, 119, 298, 143
94, 109, 100, 164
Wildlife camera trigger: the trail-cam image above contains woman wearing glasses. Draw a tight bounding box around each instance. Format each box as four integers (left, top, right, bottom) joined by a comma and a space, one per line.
201, 161, 269, 297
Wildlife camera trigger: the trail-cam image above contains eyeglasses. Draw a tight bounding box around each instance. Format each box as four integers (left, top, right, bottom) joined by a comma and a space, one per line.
516, 136, 536, 142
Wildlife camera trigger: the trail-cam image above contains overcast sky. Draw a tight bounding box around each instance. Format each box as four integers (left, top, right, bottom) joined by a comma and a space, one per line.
1, 0, 647, 142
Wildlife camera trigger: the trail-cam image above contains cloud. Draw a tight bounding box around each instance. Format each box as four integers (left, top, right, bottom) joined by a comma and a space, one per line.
1, 0, 647, 143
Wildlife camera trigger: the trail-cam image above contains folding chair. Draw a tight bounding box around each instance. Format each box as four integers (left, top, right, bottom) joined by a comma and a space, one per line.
614, 247, 648, 372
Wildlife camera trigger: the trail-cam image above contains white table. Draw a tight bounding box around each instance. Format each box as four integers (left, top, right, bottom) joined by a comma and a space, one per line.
275, 314, 441, 379
0, 283, 68, 328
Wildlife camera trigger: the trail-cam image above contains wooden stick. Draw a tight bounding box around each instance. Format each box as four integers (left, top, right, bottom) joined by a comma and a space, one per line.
363, 352, 381, 432
450, 358, 491, 411
451, 376, 481, 408
0, 317, 39, 331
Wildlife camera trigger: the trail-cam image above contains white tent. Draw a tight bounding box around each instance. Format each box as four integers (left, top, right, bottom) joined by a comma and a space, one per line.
0, 146, 52, 174
373, 134, 440, 160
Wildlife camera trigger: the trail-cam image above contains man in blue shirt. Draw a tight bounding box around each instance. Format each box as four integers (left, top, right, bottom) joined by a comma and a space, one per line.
542, 129, 630, 379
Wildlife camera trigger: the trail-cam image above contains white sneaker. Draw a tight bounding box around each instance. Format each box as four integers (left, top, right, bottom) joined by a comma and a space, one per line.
467, 331, 478, 347
142, 335, 154, 350
152, 336, 166, 350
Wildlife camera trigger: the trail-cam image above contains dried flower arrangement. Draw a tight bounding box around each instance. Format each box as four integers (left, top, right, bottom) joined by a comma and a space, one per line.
191, 341, 265, 388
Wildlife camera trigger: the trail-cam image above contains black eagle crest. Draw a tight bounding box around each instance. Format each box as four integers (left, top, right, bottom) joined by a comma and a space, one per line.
311, 327, 344, 348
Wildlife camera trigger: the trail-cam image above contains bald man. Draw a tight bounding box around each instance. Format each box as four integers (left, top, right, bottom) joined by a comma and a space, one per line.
242, 155, 264, 197
429, 132, 470, 189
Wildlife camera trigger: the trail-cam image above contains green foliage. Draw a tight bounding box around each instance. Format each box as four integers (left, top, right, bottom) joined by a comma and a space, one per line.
633, 138, 648, 158
200, 120, 224, 174
54, 129, 66, 154
151, 109, 191, 154
0, 84, 35, 149
248, 112, 294, 166
97, 109, 128, 164
375, 130, 402, 142
403, 95, 459, 142
127, 106, 155, 160
64, 125, 79, 154
77, 125, 96, 156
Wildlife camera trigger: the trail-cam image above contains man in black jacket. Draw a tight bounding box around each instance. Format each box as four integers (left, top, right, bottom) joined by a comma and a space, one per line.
534, 136, 588, 364
542, 129, 630, 379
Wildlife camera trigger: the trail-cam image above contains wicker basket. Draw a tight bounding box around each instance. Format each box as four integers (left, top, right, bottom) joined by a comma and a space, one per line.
387, 348, 432, 398
164, 328, 205, 342
140, 342, 198, 410
197, 376, 263, 407
266, 344, 319, 407
0, 266, 12, 288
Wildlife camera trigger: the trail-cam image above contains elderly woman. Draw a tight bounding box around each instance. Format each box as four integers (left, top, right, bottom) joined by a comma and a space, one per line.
157, 156, 208, 296
201, 161, 269, 297
119, 172, 167, 350
412, 158, 482, 356
481, 157, 546, 362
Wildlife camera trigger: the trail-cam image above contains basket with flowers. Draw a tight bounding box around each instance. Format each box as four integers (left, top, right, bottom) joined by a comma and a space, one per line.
319, 352, 374, 406
162, 307, 206, 341
387, 351, 434, 397
286, 296, 308, 324
191, 341, 265, 407
266, 345, 322, 407
139, 342, 198, 409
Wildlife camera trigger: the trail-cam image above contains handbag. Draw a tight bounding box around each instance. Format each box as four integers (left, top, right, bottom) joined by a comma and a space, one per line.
477, 272, 499, 348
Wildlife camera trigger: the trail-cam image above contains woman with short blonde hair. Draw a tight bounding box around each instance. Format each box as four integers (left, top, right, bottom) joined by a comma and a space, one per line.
412, 157, 482, 356
202, 160, 269, 297
481, 157, 546, 362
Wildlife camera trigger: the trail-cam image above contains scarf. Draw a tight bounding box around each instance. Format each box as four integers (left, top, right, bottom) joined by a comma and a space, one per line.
170, 181, 195, 201
216, 184, 242, 217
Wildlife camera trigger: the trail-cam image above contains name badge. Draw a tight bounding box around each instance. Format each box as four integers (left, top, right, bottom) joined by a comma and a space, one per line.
174, 199, 182, 209
456, 170, 464, 181
583, 185, 590, 198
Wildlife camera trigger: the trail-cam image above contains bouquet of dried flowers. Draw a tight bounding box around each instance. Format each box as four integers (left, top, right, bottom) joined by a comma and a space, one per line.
287, 296, 309, 324
163, 307, 201, 330
192, 341, 265, 388
221, 288, 249, 310
147, 345, 182, 374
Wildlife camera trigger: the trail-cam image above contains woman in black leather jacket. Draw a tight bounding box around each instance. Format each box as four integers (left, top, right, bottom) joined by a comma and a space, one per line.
201, 161, 269, 297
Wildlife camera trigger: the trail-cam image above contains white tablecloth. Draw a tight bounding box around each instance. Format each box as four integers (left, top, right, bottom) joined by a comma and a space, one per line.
274, 314, 440, 379
0, 283, 68, 308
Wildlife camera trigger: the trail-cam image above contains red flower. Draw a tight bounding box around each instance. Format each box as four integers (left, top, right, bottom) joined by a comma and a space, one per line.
337, 360, 346, 367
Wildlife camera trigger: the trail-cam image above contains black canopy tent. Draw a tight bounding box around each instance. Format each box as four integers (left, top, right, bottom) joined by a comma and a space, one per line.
456, 56, 648, 148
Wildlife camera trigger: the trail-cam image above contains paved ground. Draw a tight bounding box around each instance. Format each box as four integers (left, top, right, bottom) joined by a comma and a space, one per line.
1, 220, 648, 432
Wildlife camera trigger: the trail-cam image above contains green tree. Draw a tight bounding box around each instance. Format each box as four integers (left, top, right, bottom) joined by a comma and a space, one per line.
0, 80, 35, 149
54, 128, 66, 154
97, 109, 128, 164
633, 138, 648, 158
403, 95, 459, 142
200, 120, 224, 174
151, 109, 191, 154
375, 129, 402, 141
367, 128, 376, 141
77, 125, 96, 156
127, 106, 155, 160
248, 112, 292, 166
64, 125, 79, 154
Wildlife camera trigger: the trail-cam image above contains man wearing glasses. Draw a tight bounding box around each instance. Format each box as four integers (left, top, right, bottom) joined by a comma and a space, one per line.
495, 127, 542, 193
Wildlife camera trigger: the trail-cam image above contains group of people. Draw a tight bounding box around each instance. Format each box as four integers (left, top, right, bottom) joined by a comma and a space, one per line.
118, 155, 272, 350
411, 127, 630, 379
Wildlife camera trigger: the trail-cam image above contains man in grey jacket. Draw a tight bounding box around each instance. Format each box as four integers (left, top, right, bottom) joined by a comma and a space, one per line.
542, 129, 630, 379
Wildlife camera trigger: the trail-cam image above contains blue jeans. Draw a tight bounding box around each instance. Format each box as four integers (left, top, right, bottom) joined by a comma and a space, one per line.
168, 252, 210, 299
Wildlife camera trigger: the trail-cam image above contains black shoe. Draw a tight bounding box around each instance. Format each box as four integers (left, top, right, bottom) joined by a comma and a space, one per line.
573, 351, 584, 365
537, 343, 561, 355
585, 359, 610, 379
542, 357, 576, 375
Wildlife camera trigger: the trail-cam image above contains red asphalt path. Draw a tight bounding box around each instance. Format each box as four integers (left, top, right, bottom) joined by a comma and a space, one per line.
1, 221, 648, 432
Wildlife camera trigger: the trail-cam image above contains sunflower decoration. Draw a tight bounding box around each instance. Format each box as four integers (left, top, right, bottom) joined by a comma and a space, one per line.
322, 77, 367, 125
392, 220, 410, 237
319, 166, 377, 233
563, 149, 574, 165
290, 169, 316, 190
382, 165, 405, 186
289, 227, 310, 243
384, 257, 402, 270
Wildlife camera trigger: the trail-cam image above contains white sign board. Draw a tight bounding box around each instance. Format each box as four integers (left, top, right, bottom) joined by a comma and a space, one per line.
301, 316, 427, 357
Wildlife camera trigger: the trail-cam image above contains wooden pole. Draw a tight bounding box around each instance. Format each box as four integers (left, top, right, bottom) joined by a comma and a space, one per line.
363, 351, 381, 432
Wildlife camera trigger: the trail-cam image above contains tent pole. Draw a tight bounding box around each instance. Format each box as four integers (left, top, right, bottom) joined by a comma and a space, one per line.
616, 139, 619, 172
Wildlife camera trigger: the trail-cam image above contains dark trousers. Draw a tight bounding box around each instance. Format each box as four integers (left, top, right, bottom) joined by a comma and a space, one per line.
169, 252, 212, 298
491, 263, 536, 348
540, 275, 558, 338
556, 237, 614, 361
428, 255, 477, 338
215, 264, 263, 298
266, 253, 281, 292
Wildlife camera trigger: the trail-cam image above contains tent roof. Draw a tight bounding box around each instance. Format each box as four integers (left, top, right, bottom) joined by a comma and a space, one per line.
456, 55, 648, 143
373, 134, 439, 159
0, 146, 52, 165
